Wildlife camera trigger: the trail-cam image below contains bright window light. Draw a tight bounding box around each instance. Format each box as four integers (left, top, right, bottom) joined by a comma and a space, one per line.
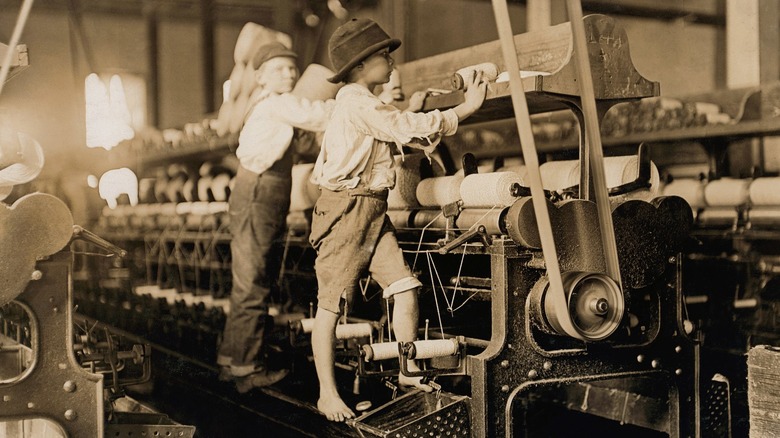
98, 167, 138, 209
85, 73, 140, 150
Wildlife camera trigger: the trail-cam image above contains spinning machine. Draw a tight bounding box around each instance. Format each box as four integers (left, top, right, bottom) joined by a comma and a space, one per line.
336, 4, 696, 436
5, 5, 708, 438
0, 193, 194, 437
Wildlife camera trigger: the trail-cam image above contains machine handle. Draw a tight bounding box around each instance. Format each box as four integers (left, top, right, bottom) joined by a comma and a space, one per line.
72, 225, 127, 258
437, 225, 492, 254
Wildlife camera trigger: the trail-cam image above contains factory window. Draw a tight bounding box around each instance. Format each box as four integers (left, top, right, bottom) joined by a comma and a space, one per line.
85, 73, 146, 151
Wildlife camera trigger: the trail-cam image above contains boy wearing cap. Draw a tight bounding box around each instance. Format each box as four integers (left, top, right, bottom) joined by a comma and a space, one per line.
217, 41, 335, 393
309, 18, 487, 422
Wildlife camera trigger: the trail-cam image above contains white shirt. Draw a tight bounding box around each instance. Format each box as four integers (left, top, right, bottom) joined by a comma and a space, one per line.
311, 83, 459, 191
236, 92, 334, 174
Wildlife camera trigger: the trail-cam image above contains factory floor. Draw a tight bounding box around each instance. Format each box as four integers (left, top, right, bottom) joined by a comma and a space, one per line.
128, 350, 688, 438
128, 350, 387, 438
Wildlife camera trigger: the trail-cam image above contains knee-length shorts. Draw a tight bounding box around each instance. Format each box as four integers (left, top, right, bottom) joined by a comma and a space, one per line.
309, 187, 422, 314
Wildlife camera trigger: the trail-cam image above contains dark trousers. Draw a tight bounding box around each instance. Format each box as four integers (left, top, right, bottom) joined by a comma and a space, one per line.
217, 165, 291, 374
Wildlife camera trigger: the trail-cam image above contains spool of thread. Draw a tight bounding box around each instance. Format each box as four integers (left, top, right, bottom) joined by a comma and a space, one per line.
211, 173, 232, 202
175, 202, 194, 215
182, 176, 198, 202
539, 160, 579, 191
387, 153, 444, 209
297, 319, 372, 339
273, 312, 306, 327
455, 208, 505, 235
190, 201, 210, 216
290, 163, 316, 211
228, 90, 251, 135
662, 178, 706, 209
227, 63, 246, 100
355, 401, 373, 412
539, 156, 660, 201
416, 175, 464, 207
299, 318, 315, 333
138, 178, 157, 204
406, 339, 459, 360
387, 210, 413, 229
159, 203, 177, 217
460, 171, 524, 208
694, 101, 721, 116
603, 155, 660, 202
411, 209, 449, 230
240, 61, 259, 98
747, 208, 780, 226
215, 100, 233, 137
208, 201, 229, 215
232, 25, 257, 65
233, 22, 287, 65
704, 178, 750, 207
335, 323, 373, 340
750, 177, 780, 206
362, 342, 401, 362
165, 176, 186, 204
286, 211, 309, 234
197, 175, 213, 202
698, 207, 738, 227
451, 62, 499, 90
292, 64, 343, 102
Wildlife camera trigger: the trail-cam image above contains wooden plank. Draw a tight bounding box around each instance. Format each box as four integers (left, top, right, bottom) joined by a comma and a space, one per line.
397, 19, 573, 95
582, 0, 723, 24
398, 14, 658, 120
748, 345, 780, 438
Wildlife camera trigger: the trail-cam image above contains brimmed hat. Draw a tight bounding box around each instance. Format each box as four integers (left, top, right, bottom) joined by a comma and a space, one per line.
327, 18, 401, 84
251, 41, 297, 69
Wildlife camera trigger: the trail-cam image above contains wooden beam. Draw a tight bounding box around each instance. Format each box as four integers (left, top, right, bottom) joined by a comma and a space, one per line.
726, 0, 760, 88
201, 0, 215, 113
146, 8, 159, 126
463, 0, 725, 25
0, 0, 276, 23
581, 0, 724, 25
526, 0, 551, 31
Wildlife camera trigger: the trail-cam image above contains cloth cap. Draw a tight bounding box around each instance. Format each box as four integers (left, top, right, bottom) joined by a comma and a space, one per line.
327, 18, 401, 84
251, 41, 297, 69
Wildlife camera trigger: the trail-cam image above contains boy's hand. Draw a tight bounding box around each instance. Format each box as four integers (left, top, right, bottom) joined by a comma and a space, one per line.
463, 70, 488, 113
406, 91, 428, 112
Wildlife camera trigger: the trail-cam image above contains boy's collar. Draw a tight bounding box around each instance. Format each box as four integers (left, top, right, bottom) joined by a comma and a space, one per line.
338, 82, 374, 97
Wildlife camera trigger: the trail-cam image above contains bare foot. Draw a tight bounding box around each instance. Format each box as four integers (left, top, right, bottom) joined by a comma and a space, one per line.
317, 395, 355, 422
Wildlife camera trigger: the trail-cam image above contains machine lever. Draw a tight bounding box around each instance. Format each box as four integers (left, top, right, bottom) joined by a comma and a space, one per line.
510, 182, 557, 201
556, 144, 652, 199
383, 378, 399, 399
72, 225, 127, 258
437, 225, 491, 254
608, 143, 652, 196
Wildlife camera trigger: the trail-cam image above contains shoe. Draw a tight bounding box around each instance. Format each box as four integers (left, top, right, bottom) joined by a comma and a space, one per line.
218, 366, 233, 382
235, 368, 289, 393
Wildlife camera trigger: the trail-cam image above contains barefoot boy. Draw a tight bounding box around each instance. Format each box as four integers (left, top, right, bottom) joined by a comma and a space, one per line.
309, 18, 487, 422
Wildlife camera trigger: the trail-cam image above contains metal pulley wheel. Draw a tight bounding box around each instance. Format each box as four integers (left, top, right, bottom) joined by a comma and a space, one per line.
531, 271, 624, 341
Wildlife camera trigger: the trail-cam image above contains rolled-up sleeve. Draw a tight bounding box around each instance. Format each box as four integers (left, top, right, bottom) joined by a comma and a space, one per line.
353, 99, 460, 151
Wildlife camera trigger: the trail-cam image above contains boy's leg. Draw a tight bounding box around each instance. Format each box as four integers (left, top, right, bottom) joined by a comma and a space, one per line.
218, 169, 291, 390
390, 289, 433, 392
313, 307, 356, 422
